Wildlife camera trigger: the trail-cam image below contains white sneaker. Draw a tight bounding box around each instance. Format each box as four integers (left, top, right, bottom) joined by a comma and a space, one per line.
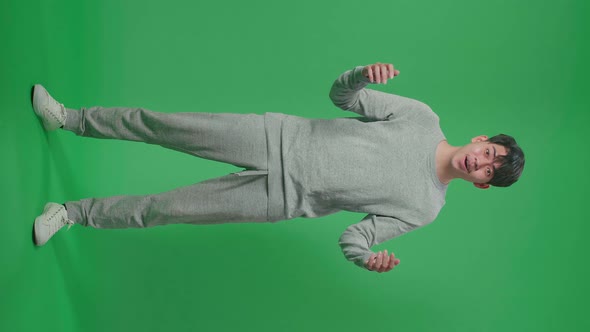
34, 203, 75, 246
32, 84, 67, 131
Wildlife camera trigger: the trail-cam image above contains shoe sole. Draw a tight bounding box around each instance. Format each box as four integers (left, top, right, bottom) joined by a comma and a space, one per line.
32, 84, 42, 116
32, 219, 38, 246
33, 215, 43, 246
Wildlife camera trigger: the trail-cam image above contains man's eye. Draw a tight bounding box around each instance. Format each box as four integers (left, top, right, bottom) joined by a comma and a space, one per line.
487, 168, 491, 176
486, 149, 489, 155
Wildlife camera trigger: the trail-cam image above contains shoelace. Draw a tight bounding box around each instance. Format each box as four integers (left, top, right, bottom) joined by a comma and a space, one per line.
44, 209, 74, 236
48, 218, 74, 236
43, 91, 66, 124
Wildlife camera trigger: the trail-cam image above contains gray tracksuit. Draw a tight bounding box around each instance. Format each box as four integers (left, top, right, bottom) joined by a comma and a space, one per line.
63, 65, 448, 270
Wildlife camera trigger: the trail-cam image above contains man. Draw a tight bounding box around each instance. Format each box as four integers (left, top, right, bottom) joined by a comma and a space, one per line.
31, 62, 525, 273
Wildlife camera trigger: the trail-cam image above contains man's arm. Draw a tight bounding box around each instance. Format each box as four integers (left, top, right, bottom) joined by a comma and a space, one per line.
329, 63, 434, 121
338, 214, 419, 272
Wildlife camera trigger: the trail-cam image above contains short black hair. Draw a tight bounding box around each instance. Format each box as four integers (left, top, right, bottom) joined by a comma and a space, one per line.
486, 134, 525, 187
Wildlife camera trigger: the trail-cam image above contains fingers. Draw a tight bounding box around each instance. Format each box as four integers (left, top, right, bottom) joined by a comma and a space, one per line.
365, 253, 377, 270
387, 254, 400, 271
365, 250, 400, 273
378, 250, 392, 273
382, 254, 400, 273
376, 250, 384, 269
366, 250, 400, 273
366, 63, 399, 84
367, 66, 374, 83
380, 249, 390, 272
374, 65, 382, 84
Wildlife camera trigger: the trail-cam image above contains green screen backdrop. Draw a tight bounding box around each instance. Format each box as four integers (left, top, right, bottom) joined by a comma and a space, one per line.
1, 0, 588, 331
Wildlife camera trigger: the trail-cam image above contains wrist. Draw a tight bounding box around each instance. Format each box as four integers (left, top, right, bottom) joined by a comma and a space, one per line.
355, 66, 371, 83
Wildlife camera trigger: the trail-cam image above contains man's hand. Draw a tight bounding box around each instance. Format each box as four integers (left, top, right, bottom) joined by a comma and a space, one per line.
362, 62, 400, 84
364, 250, 400, 273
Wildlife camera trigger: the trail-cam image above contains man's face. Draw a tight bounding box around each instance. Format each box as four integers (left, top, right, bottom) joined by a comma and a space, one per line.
453, 135, 508, 189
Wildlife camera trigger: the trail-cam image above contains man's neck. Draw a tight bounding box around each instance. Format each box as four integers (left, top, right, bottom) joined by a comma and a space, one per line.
435, 140, 461, 185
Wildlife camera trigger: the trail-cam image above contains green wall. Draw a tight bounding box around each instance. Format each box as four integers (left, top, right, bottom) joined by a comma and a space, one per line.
1, 0, 588, 331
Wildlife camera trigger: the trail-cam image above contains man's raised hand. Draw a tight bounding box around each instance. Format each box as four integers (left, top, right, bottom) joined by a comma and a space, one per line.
364, 249, 400, 273
362, 62, 400, 84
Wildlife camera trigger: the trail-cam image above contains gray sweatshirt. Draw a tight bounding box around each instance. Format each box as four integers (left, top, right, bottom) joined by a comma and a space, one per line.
263, 65, 448, 269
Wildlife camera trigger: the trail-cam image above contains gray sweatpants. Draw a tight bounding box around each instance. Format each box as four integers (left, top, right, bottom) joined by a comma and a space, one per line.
62, 106, 282, 228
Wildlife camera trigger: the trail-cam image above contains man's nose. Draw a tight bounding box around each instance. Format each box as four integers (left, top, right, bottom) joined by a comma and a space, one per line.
476, 156, 491, 169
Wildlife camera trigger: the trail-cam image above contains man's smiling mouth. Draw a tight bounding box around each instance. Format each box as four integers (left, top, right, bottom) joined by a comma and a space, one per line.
464, 156, 469, 173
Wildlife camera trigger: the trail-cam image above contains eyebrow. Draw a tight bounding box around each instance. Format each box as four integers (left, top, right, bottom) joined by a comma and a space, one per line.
491, 145, 497, 176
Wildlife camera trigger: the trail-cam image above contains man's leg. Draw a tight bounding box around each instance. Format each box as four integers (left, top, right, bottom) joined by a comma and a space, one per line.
63, 106, 267, 170
64, 172, 277, 228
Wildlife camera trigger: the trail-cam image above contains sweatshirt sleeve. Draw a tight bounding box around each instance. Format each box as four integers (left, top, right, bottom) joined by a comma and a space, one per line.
338, 214, 419, 270
329, 65, 433, 121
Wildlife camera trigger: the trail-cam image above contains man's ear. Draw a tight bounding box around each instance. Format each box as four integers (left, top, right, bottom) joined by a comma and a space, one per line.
471, 135, 489, 143
474, 183, 490, 189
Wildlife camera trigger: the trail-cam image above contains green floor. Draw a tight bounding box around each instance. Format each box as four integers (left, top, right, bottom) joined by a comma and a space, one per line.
2, 0, 589, 331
